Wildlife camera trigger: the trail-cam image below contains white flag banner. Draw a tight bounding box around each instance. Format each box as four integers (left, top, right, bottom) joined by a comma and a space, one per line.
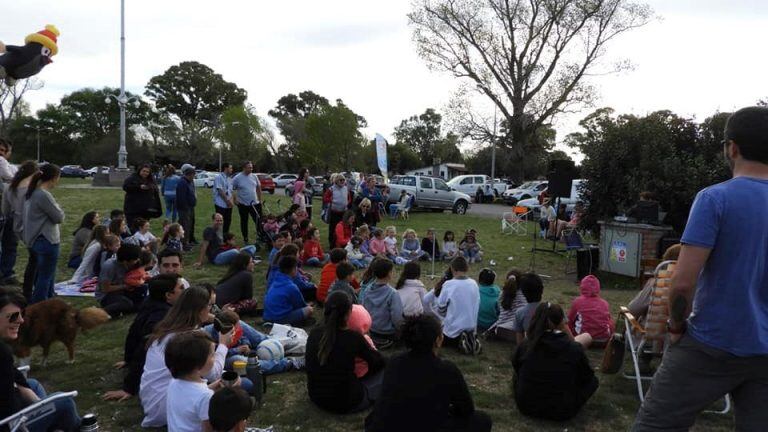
375, 133, 388, 180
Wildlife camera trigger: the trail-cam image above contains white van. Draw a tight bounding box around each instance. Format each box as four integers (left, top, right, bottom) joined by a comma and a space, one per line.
447, 175, 507, 196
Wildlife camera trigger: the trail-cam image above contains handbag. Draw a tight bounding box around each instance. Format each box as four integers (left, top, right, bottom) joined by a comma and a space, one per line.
600, 331, 626, 374
145, 190, 163, 219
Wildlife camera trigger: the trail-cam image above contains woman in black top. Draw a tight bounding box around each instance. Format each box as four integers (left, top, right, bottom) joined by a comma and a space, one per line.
122, 163, 161, 229
355, 198, 378, 229
512, 302, 599, 421
306, 291, 385, 414
0, 287, 81, 431
215, 252, 258, 315
365, 315, 492, 432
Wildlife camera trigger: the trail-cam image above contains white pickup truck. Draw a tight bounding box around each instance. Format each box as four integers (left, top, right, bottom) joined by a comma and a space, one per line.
447, 174, 508, 197
387, 175, 472, 214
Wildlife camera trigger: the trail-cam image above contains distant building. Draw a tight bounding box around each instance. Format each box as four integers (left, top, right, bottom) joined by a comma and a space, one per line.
404, 163, 467, 180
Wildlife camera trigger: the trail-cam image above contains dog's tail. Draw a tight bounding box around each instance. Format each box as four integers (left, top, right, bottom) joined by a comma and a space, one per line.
76, 307, 110, 332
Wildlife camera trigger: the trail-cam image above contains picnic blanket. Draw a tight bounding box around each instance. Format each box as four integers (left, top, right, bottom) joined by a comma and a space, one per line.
53, 277, 98, 297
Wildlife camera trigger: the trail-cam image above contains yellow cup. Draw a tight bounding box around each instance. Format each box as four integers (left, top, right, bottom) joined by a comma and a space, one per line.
233, 360, 247, 376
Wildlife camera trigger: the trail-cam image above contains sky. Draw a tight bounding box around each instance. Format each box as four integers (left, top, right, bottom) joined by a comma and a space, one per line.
3, 0, 768, 163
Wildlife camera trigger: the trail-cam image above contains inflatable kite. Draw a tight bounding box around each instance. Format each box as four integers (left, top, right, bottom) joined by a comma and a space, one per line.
0, 25, 60, 85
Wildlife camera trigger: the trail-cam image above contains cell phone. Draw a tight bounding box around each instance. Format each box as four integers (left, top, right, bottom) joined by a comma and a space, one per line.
213, 317, 234, 334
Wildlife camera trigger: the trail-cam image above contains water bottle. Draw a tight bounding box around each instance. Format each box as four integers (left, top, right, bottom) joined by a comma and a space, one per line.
245, 353, 265, 407
80, 413, 99, 431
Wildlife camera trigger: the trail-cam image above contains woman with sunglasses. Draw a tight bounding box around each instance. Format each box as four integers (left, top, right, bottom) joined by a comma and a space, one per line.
0, 287, 82, 431
355, 198, 378, 230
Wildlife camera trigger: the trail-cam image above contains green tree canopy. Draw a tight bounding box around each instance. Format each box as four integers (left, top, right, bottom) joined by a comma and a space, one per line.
302, 100, 367, 172
393, 108, 463, 164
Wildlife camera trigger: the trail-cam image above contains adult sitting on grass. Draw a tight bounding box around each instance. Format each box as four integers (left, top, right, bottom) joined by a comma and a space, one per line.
68, 225, 108, 285
0, 287, 83, 431
365, 314, 493, 432
139, 286, 233, 428
263, 256, 313, 326
194, 213, 258, 268
103, 274, 184, 402
306, 291, 386, 414
97, 244, 143, 318
67, 210, 99, 269
215, 252, 258, 315
512, 302, 598, 421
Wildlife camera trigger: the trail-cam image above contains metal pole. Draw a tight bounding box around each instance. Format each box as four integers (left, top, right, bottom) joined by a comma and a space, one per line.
117, 0, 128, 170
36, 128, 40, 162
490, 106, 497, 188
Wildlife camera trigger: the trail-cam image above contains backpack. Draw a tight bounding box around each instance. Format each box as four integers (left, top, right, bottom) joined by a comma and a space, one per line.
459, 330, 482, 356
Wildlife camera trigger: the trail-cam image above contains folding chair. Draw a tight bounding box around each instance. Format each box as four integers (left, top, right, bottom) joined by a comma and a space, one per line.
501, 210, 526, 236
562, 228, 584, 274
392, 195, 413, 220
619, 261, 731, 414
0, 391, 79, 432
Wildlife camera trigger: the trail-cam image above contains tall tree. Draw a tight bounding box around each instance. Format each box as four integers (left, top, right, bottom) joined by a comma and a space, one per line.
145, 61, 247, 165
0, 78, 42, 136
302, 99, 367, 172
219, 105, 272, 169
409, 0, 653, 180
393, 108, 463, 164
268, 91, 331, 169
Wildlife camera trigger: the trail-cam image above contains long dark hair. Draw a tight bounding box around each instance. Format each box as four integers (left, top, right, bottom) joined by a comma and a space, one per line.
318, 291, 352, 366
10, 160, 38, 191
395, 261, 421, 290
218, 252, 252, 284
74, 211, 98, 236
526, 302, 565, 354
136, 163, 155, 184
297, 167, 309, 181
401, 314, 442, 355
83, 225, 108, 255
26, 163, 60, 199
500, 270, 522, 310
362, 256, 386, 284
149, 286, 211, 345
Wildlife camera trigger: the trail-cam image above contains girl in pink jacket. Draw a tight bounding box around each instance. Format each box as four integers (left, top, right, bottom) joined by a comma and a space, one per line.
567, 275, 614, 343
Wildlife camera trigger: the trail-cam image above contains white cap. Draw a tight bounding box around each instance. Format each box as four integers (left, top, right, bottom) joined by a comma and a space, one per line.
181, 163, 196, 174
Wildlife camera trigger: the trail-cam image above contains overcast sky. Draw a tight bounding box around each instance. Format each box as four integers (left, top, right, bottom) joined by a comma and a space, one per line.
4, 0, 768, 161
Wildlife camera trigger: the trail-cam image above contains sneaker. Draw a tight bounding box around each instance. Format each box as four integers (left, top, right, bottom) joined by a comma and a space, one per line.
459, 331, 482, 356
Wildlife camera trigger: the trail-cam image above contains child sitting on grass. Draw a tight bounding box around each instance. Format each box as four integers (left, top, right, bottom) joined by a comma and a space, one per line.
161, 223, 184, 253
476, 268, 500, 332
567, 275, 614, 348
384, 226, 398, 259
263, 214, 280, 237
459, 229, 483, 263
318, 248, 360, 303
486, 270, 527, 341
219, 233, 238, 253
437, 257, 481, 354
347, 304, 377, 378
420, 228, 441, 261
124, 250, 155, 289
207, 387, 254, 432
345, 236, 369, 269
395, 261, 427, 317
362, 258, 404, 349
329, 262, 359, 303
442, 231, 458, 261
301, 227, 328, 267
164, 331, 223, 432
399, 229, 425, 262
368, 228, 387, 257
130, 218, 158, 252
356, 225, 373, 259
512, 273, 545, 344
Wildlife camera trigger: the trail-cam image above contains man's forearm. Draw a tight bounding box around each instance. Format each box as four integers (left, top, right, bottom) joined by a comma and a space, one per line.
669, 285, 694, 329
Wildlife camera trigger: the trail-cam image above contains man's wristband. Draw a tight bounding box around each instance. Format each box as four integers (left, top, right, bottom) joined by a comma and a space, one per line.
667, 319, 687, 335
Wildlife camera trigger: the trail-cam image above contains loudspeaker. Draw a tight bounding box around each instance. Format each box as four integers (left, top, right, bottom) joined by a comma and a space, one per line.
547, 160, 576, 198
577, 247, 599, 280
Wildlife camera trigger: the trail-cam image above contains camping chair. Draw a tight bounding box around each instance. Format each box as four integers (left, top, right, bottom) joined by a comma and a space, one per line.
392, 195, 414, 220
619, 261, 731, 414
501, 210, 527, 236
562, 228, 584, 274
0, 391, 79, 432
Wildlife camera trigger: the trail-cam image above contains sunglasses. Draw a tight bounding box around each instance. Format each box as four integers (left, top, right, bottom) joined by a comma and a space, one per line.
3, 310, 23, 323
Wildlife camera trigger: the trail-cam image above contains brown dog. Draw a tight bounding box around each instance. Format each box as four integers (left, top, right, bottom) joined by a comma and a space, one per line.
12, 298, 110, 365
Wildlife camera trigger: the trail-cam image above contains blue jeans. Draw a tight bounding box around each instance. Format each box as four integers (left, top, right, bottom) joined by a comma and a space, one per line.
0, 216, 18, 279
349, 258, 367, 269
30, 237, 59, 304
205, 323, 293, 376
164, 195, 177, 221
25, 378, 81, 432
213, 245, 258, 265
305, 254, 329, 267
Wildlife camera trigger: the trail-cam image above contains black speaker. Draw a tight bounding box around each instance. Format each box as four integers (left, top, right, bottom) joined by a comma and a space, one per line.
577, 247, 599, 280
547, 160, 576, 198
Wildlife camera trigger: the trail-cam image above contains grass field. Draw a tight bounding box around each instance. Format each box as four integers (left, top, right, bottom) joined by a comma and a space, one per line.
13, 178, 733, 431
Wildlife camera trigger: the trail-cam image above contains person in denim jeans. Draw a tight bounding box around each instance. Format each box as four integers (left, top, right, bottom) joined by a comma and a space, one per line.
22, 164, 64, 304
194, 214, 258, 268
161, 165, 180, 222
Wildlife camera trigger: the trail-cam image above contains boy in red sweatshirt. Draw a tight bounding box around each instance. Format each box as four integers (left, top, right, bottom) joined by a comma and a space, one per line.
301, 227, 328, 267
567, 275, 614, 346
317, 248, 360, 303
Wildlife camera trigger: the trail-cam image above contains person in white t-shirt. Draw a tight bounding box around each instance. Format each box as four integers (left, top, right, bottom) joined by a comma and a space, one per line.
139, 286, 233, 428
165, 330, 237, 432
437, 256, 480, 348
538, 199, 557, 238
129, 218, 158, 252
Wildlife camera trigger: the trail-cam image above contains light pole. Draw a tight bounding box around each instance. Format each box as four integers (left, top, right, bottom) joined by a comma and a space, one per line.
24, 124, 51, 162
203, 119, 241, 172
105, 0, 139, 170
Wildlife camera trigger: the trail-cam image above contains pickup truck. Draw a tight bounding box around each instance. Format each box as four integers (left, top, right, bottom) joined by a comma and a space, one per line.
387, 175, 472, 214
447, 174, 508, 197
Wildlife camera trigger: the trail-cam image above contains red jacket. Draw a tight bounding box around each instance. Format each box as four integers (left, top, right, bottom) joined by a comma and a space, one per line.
334, 222, 352, 248
318, 262, 360, 303
302, 239, 325, 262
567, 275, 615, 341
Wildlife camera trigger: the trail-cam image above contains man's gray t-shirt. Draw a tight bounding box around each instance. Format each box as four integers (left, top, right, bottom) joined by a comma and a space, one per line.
231, 173, 260, 205
97, 258, 127, 300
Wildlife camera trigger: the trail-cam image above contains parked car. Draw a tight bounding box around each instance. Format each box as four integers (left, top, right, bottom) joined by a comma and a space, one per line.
273, 174, 298, 187
502, 180, 548, 205
61, 165, 89, 178
517, 179, 585, 214
285, 176, 323, 197
254, 173, 276, 194
387, 175, 471, 214
84, 166, 109, 177
193, 171, 217, 188
447, 175, 508, 197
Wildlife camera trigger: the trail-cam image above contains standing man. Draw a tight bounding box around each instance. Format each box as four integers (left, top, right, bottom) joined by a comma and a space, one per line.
175, 164, 197, 250
322, 173, 351, 248
633, 107, 768, 431
214, 163, 234, 235
231, 161, 263, 244
0, 138, 19, 285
